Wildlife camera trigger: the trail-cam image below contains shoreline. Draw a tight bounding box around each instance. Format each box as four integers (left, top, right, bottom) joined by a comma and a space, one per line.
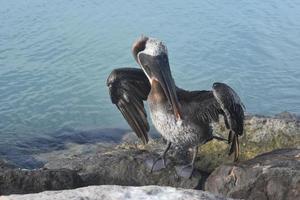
0, 111, 299, 198
1, 111, 299, 169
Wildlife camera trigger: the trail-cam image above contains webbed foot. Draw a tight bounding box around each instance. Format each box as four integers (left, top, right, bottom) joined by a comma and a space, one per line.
145, 157, 170, 172
145, 141, 172, 173
175, 164, 194, 178
175, 146, 198, 178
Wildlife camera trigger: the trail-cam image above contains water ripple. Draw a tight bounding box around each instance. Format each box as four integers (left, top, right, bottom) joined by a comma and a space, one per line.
0, 0, 300, 161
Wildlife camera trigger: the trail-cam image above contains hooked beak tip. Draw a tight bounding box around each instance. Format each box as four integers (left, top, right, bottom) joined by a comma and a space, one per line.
175, 110, 183, 121
175, 113, 183, 126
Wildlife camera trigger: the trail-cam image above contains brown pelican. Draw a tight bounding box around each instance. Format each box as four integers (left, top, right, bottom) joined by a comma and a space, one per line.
107, 36, 245, 178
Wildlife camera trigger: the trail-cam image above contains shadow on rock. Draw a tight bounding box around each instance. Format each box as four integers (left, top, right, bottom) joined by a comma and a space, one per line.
40, 139, 208, 190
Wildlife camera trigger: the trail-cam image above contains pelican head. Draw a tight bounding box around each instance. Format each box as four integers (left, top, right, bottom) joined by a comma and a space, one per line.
132, 36, 182, 120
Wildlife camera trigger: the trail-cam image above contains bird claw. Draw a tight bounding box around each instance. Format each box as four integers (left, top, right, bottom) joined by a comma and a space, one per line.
145, 157, 169, 172
175, 164, 194, 179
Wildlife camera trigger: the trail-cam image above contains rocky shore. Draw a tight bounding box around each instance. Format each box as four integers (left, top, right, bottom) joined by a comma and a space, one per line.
1, 112, 299, 199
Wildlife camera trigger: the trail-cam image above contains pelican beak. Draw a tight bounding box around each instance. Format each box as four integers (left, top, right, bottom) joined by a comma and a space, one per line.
138, 53, 182, 120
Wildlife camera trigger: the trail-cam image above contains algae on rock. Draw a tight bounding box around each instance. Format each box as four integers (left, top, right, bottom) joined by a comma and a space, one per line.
195, 114, 300, 173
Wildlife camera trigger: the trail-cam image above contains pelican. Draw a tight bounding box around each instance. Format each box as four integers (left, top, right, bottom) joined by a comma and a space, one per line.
107, 36, 245, 178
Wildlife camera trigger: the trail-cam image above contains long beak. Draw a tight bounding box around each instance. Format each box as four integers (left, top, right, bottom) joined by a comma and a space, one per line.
140, 53, 182, 120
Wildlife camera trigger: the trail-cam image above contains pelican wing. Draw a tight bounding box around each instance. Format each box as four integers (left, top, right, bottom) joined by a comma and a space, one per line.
212, 83, 245, 135
177, 88, 222, 123
107, 68, 151, 144
177, 82, 245, 161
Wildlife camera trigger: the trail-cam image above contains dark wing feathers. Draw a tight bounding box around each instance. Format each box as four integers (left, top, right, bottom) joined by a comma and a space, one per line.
177, 83, 245, 161
107, 68, 151, 144
212, 83, 244, 161
212, 82, 245, 136
212, 83, 245, 161
177, 88, 222, 123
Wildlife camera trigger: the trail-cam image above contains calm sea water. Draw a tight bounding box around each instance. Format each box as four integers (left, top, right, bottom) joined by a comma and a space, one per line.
0, 0, 300, 166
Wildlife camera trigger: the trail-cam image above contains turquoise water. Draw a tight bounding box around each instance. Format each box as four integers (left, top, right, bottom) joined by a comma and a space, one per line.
1, 0, 300, 165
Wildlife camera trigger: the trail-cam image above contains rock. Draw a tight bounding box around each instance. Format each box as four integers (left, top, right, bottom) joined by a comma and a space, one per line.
30, 113, 299, 191
241, 114, 300, 144
36, 140, 208, 189
274, 111, 300, 121
4, 185, 234, 200
205, 148, 300, 200
0, 168, 83, 195
0, 112, 289, 196
195, 113, 300, 173
0, 160, 16, 170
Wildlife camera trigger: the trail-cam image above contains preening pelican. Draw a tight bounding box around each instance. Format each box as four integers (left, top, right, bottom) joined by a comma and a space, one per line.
107, 36, 245, 178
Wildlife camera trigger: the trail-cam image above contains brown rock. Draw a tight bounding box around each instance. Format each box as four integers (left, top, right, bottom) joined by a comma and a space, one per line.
205, 148, 300, 200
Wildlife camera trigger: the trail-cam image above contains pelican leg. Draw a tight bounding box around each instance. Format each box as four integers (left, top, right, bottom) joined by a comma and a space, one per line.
145, 142, 171, 172
175, 146, 198, 178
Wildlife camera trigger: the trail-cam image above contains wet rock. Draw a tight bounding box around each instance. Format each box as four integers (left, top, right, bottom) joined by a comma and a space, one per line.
37, 141, 208, 189
205, 148, 300, 200
4, 185, 234, 200
0, 168, 83, 195
0, 160, 16, 170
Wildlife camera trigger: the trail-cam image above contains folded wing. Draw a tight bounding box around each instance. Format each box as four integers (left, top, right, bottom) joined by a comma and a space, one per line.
107, 68, 151, 144
212, 82, 245, 161
177, 82, 245, 161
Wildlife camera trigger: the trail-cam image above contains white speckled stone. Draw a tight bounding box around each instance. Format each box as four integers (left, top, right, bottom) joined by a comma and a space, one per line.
3, 185, 234, 200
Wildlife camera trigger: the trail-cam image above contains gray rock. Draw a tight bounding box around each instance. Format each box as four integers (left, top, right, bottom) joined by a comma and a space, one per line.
32, 112, 300, 191
0, 160, 16, 170
0, 168, 83, 195
205, 148, 300, 200
2, 112, 297, 196
212, 112, 300, 145
37, 141, 207, 189
4, 185, 234, 200
274, 111, 300, 121
198, 113, 300, 173
241, 114, 300, 144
